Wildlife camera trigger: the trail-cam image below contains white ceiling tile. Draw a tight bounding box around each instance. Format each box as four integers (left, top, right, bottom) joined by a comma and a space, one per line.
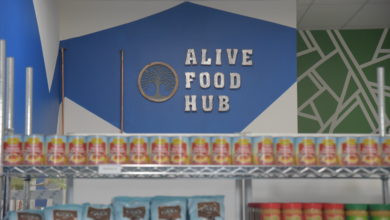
346, 3, 390, 28
297, 3, 311, 22
299, 4, 362, 29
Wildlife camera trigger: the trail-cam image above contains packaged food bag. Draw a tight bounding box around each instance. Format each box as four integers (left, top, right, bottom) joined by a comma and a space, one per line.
5, 210, 44, 220
188, 196, 225, 220
112, 197, 150, 220
82, 203, 114, 220
44, 204, 83, 220
151, 196, 187, 220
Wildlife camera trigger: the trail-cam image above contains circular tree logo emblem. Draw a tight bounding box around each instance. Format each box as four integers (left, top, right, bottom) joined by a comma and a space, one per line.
138, 62, 178, 102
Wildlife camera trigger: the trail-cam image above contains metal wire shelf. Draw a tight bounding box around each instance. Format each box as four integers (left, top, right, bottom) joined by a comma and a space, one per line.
3, 165, 390, 179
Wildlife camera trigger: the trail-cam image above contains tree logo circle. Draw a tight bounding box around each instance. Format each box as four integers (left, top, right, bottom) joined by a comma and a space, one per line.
138, 62, 178, 102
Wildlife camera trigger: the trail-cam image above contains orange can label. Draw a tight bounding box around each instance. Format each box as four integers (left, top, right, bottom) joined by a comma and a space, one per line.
253, 137, 274, 165
129, 137, 149, 164
338, 138, 359, 166
275, 138, 294, 165
3, 135, 23, 165
170, 138, 190, 165
109, 137, 128, 164
191, 137, 211, 164
318, 138, 338, 165
382, 138, 390, 165
24, 136, 45, 165
151, 137, 170, 164
359, 138, 381, 165
296, 138, 317, 165
69, 137, 87, 165
47, 136, 67, 165
211, 138, 231, 165
88, 137, 108, 164
233, 138, 252, 165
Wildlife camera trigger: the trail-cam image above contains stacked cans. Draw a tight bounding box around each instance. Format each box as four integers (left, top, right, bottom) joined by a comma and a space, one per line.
2, 135, 390, 166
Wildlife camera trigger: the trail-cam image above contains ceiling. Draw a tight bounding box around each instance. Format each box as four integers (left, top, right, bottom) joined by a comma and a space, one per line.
298, 0, 390, 30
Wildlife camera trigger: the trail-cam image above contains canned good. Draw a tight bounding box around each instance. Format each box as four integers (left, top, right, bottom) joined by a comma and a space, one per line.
191, 137, 211, 165
170, 137, 190, 165
359, 137, 381, 166
24, 135, 46, 165
87, 136, 108, 164
261, 203, 282, 220
252, 137, 274, 165
211, 137, 232, 165
345, 204, 368, 220
248, 203, 262, 220
338, 137, 359, 166
46, 135, 68, 165
381, 137, 390, 166
368, 204, 390, 220
232, 137, 253, 165
303, 203, 322, 220
274, 137, 295, 165
68, 136, 87, 165
317, 137, 338, 166
150, 136, 170, 164
108, 136, 129, 164
323, 204, 344, 220
296, 137, 317, 166
128, 136, 149, 164
283, 203, 303, 220
3, 135, 24, 165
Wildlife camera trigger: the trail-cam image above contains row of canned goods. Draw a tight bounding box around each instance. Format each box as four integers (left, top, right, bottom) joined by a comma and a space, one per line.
248, 203, 390, 220
2, 135, 390, 166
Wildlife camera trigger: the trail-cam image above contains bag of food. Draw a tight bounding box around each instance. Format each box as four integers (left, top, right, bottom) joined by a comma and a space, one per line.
5, 210, 44, 220
188, 196, 225, 220
44, 204, 83, 220
151, 196, 187, 220
82, 203, 114, 220
112, 197, 150, 220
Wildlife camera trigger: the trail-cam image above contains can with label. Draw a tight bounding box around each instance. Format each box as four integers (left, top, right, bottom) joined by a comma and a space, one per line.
261, 203, 281, 220
274, 137, 295, 165
46, 135, 68, 165
381, 137, 390, 166
128, 136, 149, 164
345, 204, 368, 220
191, 137, 211, 165
24, 135, 46, 165
368, 204, 390, 220
87, 136, 108, 164
337, 137, 359, 166
317, 137, 338, 166
303, 203, 322, 220
150, 136, 170, 164
359, 136, 381, 166
296, 137, 317, 166
252, 137, 274, 165
170, 136, 190, 165
68, 136, 87, 165
323, 204, 344, 220
283, 203, 303, 220
233, 137, 253, 165
108, 136, 129, 164
211, 136, 232, 165
3, 135, 24, 165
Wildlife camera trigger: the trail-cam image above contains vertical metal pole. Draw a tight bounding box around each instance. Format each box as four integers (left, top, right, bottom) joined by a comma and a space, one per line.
23, 176, 31, 210
377, 67, 389, 204
60, 48, 65, 135
2, 176, 11, 216
120, 50, 124, 133
6, 57, 14, 135
0, 39, 7, 217
65, 177, 74, 204
25, 67, 33, 136
236, 179, 252, 220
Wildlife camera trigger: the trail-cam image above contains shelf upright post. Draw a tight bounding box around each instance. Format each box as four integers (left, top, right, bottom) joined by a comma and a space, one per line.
236, 179, 252, 220
24, 67, 34, 210
0, 39, 7, 217
5, 57, 14, 135
377, 67, 389, 204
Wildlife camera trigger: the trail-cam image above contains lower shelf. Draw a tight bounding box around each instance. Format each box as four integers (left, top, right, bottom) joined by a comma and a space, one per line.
3, 165, 390, 179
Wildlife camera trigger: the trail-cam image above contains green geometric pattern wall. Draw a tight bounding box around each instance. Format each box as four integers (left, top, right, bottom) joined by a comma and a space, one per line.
298, 29, 390, 134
